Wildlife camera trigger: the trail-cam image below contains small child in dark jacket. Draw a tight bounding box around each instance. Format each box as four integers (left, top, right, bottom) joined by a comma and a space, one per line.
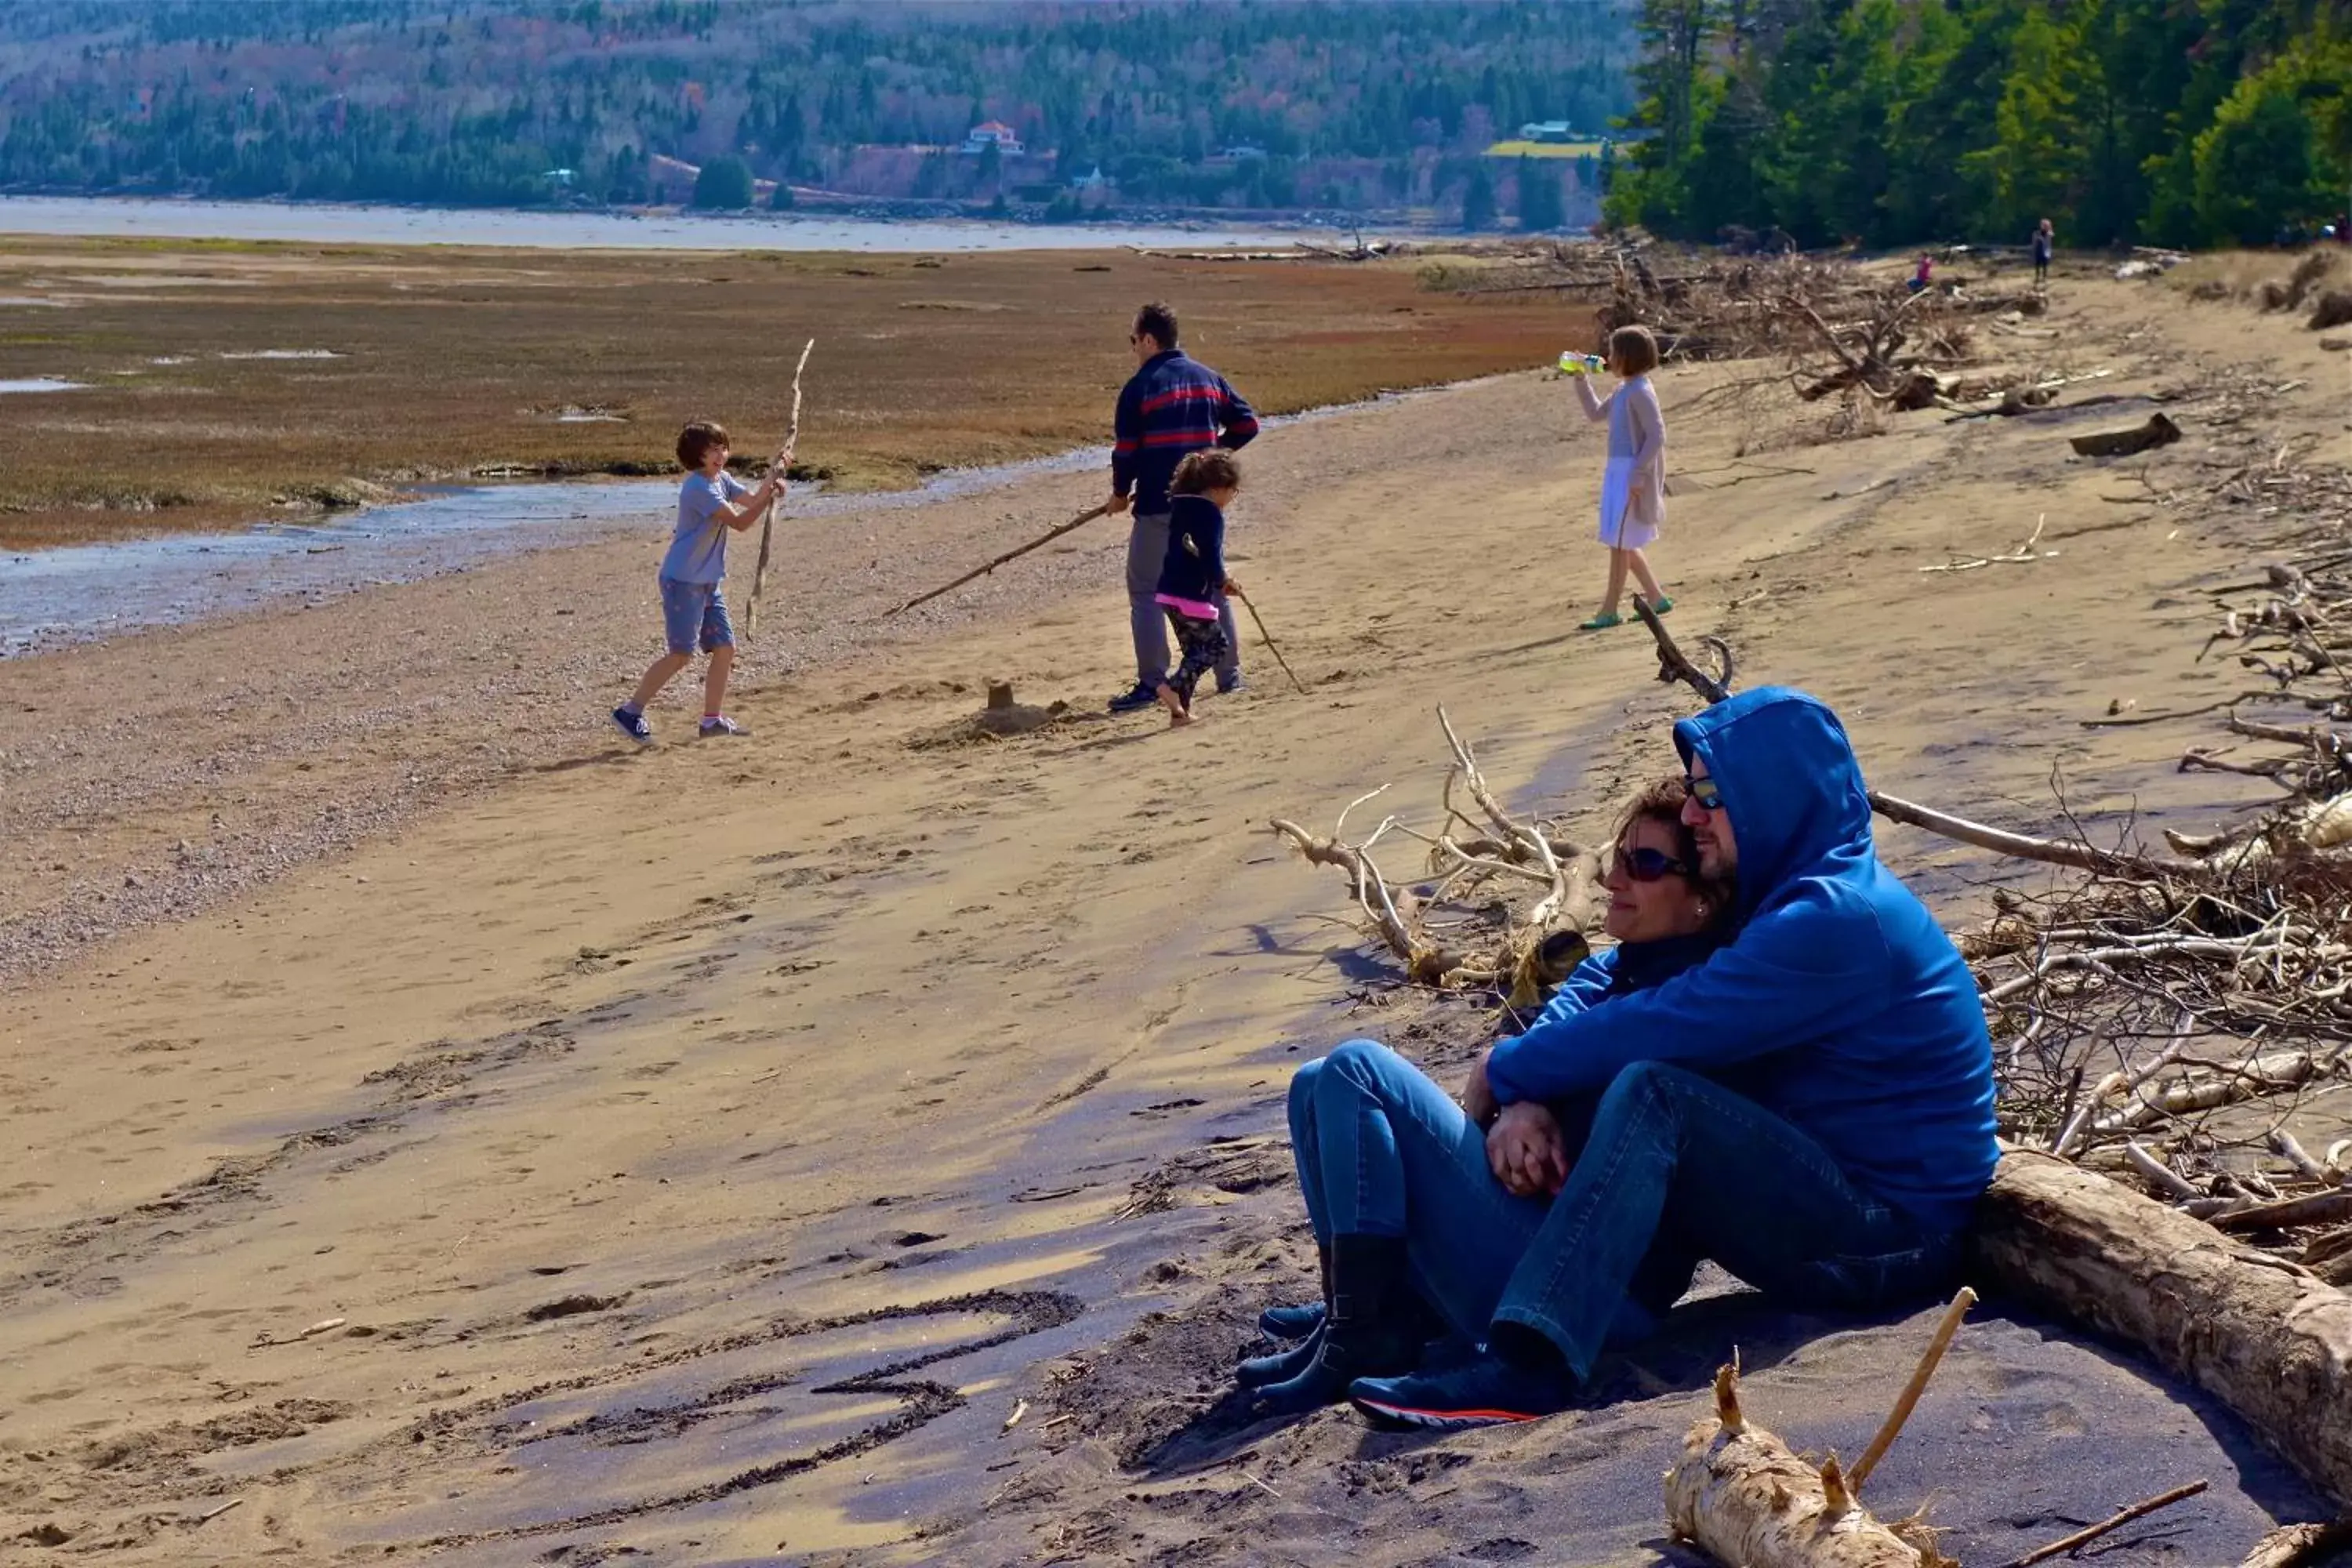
1151, 449, 1243, 728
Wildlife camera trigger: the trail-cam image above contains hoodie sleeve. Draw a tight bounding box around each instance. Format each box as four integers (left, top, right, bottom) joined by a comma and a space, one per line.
1524, 950, 1620, 1029
1197, 504, 1226, 583
1112, 375, 1143, 496
1216, 375, 1259, 450
1485, 887, 1892, 1103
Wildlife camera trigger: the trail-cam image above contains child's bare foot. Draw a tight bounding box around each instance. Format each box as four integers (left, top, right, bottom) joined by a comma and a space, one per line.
1167, 706, 1196, 728
1153, 682, 1190, 724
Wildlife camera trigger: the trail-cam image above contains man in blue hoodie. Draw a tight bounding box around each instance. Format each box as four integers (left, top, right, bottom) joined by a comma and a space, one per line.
1348, 685, 1999, 1429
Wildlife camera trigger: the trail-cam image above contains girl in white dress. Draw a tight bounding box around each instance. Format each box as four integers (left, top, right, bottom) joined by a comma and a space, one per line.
1566, 325, 1671, 631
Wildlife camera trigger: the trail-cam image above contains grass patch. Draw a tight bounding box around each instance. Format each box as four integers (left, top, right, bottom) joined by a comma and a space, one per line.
0, 237, 1577, 549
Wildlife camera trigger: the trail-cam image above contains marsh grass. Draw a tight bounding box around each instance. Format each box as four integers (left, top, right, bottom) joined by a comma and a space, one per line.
0, 238, 1577, 548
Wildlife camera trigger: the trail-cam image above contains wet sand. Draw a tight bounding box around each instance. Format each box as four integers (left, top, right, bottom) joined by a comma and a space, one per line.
2, 267, 2348, 1565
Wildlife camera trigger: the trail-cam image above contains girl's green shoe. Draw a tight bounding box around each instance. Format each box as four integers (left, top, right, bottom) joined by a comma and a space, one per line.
1579, 610, 1623, 631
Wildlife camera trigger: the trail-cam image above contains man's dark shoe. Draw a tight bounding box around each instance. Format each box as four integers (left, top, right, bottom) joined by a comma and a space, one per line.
1252, 1235, 1420, 1416
1258, 1300, 1324, 1341
1348, 1349, 1576, 1431
1108, 681, 1161, 713
1237, 1320, 1323, 1389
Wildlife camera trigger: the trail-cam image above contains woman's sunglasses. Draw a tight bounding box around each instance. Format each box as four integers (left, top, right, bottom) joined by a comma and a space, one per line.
1684, 772, 1725, 812
1610, 844, 1690, 883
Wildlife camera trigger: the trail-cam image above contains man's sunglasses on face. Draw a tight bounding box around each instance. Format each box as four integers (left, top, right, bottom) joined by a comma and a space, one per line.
1610, 845, 1690, 883
1685, 772, 1724, 813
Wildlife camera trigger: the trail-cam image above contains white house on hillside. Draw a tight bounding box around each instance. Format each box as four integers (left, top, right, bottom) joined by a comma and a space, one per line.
961, 121, 1025, 156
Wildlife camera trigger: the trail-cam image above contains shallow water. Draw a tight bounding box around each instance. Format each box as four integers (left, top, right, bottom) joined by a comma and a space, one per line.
0, 194, 1313, 253
0, 387, 1432, 658
0, 377, 86, 394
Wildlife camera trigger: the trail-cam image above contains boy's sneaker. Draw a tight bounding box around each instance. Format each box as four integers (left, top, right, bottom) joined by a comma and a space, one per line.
699, 716, 750, 738
611, 706, 654, 745
1108, 681, 1160, 714
1217, 672, 1247, 695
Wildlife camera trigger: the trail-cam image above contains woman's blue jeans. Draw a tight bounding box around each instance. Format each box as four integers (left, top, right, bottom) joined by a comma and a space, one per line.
1286, 1040, 1957, 1378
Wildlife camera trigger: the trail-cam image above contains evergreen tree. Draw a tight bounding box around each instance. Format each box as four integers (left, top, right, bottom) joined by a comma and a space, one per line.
691, 154, 753, 208
1462, 161, 1498, 229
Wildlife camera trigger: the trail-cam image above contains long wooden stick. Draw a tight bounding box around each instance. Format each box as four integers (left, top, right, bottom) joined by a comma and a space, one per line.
882, 502, 1112, 618
1994, 1479, 2209, 1568
745, 336, 814, 637
1847, 1284, 1974, 1490
1867, 789, 2198, 880
1232, 588, 1308, 695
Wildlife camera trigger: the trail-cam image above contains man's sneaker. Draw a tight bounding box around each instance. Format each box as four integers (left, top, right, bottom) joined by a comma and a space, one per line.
699, 716, 750, 738
1216, 672, 1247, 695
1108, 681, 1161, 714
611, 706, 654, 745
1348, 1350, 1576, 1431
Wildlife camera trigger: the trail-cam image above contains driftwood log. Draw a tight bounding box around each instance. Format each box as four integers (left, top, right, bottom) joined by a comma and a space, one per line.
1971, 1152, 2352, 1508
1665, 1364, 1950, 1567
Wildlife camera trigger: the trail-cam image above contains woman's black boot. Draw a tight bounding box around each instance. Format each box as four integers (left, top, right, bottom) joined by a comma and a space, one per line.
1253, 1235, 1420, 1416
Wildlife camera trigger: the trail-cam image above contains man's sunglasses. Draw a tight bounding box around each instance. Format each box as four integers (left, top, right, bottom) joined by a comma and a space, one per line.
1610, 844, 1690, 883
1684, 772, 1725, 812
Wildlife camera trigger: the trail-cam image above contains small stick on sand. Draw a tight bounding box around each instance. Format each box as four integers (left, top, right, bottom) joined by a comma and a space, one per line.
1849, 1286, 1975, 1490
1231, 588, 1309, 695
745, 337, 815, 638
1994, 1479, 2209, 1568
195, 1497, 245, 1524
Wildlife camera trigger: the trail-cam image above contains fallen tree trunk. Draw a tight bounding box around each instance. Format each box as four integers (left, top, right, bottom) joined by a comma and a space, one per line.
1970, 1152, 2352, 1508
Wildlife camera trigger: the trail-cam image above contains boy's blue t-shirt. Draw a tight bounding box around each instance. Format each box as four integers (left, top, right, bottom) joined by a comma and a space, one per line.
661, 470, 749, 584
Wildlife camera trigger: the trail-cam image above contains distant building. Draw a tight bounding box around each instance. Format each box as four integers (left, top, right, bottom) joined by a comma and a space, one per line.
1517, 121, 1581, 143
1071, 164, 1111, 191
961, 121, 1025, 157
1212, 143, 1268, 162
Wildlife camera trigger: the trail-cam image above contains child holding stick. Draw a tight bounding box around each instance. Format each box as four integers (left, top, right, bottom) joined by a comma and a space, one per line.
611, 419, 789, 744
1149, 449, 1243, 728
1563, 325, 1671, 632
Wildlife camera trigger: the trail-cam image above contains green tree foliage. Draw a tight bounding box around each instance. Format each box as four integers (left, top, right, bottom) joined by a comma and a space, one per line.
1608, 0, 2351, 247
1517, 154, 1567, 230
0, 1, 1638, 212
691, 154, 753, 208
1462, 162, 1498, 229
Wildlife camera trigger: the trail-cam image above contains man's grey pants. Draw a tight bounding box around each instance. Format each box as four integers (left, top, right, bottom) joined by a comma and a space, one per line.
1127, 511, 1240, 687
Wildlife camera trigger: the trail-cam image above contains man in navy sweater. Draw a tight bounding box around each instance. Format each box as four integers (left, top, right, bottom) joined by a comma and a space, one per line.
1105, 302, 1259, 713
1345, 687, 1999, 1428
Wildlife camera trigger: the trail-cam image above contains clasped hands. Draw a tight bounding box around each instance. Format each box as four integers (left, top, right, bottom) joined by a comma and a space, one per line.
1463, 1051, 1569, 1199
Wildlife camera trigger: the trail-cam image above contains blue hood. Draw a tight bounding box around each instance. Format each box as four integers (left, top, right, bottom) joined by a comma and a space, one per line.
1674, 687, 1874, 922
1485, 686, 1999, 1232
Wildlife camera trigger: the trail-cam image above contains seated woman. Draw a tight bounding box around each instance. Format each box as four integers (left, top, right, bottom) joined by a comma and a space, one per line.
1246, 778, 1733, 1414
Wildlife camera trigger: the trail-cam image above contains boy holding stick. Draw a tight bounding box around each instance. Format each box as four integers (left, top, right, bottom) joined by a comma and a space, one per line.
612, 419, 789, 743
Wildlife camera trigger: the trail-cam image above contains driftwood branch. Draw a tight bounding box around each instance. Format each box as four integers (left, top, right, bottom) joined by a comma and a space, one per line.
1867, 790, 2198, 880
746, 336, 815, 637
1849, 1286, 1974, 1490
1635, 596, 1733, 703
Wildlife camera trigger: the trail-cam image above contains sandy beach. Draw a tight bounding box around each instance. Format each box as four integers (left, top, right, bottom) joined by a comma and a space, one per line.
2, 256, 2348, 1566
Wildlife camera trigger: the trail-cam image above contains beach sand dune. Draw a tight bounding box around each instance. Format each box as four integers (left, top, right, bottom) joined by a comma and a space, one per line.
1, 272, 2346, 1564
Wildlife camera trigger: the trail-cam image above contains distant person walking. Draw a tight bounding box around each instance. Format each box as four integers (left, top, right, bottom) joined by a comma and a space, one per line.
1908, 252, 1934, 295
1566, 325, 1671, 632
610, 420, 789, 744
2032, 219, 2054, 287
1105, 302, 1259, 713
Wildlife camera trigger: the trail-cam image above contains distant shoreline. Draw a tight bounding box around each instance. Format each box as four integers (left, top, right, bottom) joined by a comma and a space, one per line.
0, 193, 1334, 254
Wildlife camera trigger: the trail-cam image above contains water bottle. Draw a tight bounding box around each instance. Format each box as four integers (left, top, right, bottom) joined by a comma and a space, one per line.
1558, 351, 1606, 376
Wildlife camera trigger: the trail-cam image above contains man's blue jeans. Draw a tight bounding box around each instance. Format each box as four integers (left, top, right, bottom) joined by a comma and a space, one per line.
1287, 1041, 1958, 1377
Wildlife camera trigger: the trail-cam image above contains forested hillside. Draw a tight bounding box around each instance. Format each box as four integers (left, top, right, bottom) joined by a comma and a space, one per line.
1608, 0, 2351, 248
0, 0, 1635, 220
